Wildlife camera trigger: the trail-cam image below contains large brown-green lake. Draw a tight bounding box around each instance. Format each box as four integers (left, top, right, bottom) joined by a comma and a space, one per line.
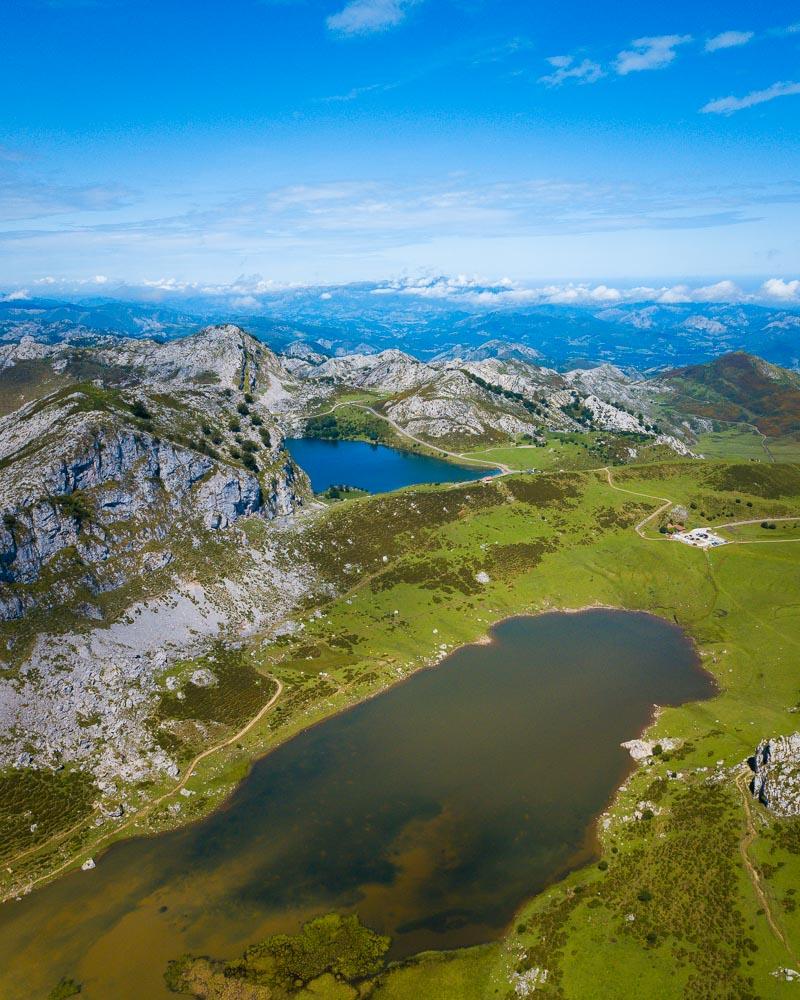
0, 610, 714, 998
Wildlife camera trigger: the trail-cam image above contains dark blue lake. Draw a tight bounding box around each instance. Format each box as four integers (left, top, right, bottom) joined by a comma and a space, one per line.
285, 438, 493, 493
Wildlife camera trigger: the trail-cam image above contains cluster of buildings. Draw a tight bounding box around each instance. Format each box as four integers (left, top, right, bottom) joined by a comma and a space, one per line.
672, 527, 727, 550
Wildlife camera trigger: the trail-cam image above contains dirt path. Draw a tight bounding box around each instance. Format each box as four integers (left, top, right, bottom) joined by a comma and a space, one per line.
5, 678, 284, 901
751, 423, 776, 463
6, 806, 101, 868
735, 770, 796, 959
602, 467, 674, 539
713, 516, 800, 531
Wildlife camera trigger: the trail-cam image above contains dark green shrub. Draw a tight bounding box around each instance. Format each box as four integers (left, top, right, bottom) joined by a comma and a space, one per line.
54, 491, 92, 525
130, 399, 152, 420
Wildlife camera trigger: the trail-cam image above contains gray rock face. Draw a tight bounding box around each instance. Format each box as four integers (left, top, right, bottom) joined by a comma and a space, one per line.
750, 734, 800, 816
0, 417, 276, 590
0, 326, 309, 620
0, 543, 314, 788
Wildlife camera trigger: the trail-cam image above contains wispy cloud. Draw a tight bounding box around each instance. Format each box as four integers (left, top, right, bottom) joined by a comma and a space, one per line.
0, 166, 133, 220
321, 81, 393, 102
614, 34, 692, 75
0, 173, 782, 262
705, 30, 754, 52
326, 0, 421, 36
701, 80, 800, 115
538, 55, 604, 88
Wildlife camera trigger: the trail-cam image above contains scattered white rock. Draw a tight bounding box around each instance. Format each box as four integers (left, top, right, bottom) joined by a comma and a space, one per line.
621, 738, 680, 760
772, 968, 800, 982
510, 967, 549, 996
189, 668, 217, 688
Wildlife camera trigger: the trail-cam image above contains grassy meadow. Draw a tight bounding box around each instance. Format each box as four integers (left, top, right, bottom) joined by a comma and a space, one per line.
5, 456, 800, 999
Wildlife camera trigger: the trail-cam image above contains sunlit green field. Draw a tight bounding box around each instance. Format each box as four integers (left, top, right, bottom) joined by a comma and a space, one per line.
696, 427, 800, 464
463, 431, 676, 473
173, 463, 800, 998
6, 459, 800, 999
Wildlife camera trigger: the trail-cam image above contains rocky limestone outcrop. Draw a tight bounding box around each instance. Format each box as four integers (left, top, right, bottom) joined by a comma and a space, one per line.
312, 349, 431, 392
0, 345, 306, 619
385, 368, 542, 441
749, 734, 800, 816
0, 535, 314, 788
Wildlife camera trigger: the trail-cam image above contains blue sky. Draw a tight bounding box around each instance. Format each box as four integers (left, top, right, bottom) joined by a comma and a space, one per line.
1, 0, 799, 294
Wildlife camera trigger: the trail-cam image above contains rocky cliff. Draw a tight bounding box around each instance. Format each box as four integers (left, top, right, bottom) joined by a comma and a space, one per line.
750, 734, 800, 817
0, 326, 308, 621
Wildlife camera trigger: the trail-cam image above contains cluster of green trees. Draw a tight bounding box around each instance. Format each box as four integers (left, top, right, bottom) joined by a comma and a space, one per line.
560, 393, 595, 426
462, 370, 548, 418
322, 484, 367, 501
306, 409, 391, 444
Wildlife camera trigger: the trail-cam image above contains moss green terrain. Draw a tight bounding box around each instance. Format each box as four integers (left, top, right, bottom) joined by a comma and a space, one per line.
7, 455, 800, 999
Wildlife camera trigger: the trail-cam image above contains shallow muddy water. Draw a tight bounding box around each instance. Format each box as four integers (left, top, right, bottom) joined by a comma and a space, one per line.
0, 610, 714, 999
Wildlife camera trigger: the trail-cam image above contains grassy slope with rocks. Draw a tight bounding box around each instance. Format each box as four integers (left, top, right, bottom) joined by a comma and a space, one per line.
15, 456, 799, 1000
4, 337, 800, 997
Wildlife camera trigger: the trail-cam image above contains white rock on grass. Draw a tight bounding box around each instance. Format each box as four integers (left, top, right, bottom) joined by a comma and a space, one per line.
621, 738, 680, 760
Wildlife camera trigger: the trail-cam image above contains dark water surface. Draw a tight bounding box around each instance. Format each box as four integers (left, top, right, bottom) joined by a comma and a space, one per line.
285, 437, 491, 493
0, 611, 714, 999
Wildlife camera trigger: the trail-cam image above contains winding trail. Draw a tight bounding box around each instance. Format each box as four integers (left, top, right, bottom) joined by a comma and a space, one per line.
3, 678, 283, 901
735, 770, 795, 959
601, 467, 674, 539
710, 515, 800, 545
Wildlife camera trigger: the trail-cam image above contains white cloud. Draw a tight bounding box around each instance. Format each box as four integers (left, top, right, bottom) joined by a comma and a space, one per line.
701, 80, 800, 115
539, 55, 604, 88
615, 35, 692, 75
373, 276, 784, 308
705, 30, 754, 52
327, 0, 420, 36
656, 279, 745, 303
12, 274, 800, 309
761, 277, 800, 302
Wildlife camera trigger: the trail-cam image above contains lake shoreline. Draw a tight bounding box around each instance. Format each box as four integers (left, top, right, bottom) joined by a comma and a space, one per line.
2, 603, 716, 910
0, 605, 718, 1000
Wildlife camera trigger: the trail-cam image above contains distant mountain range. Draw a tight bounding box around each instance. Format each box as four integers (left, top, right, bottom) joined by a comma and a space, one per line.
3, 290, 800, 371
